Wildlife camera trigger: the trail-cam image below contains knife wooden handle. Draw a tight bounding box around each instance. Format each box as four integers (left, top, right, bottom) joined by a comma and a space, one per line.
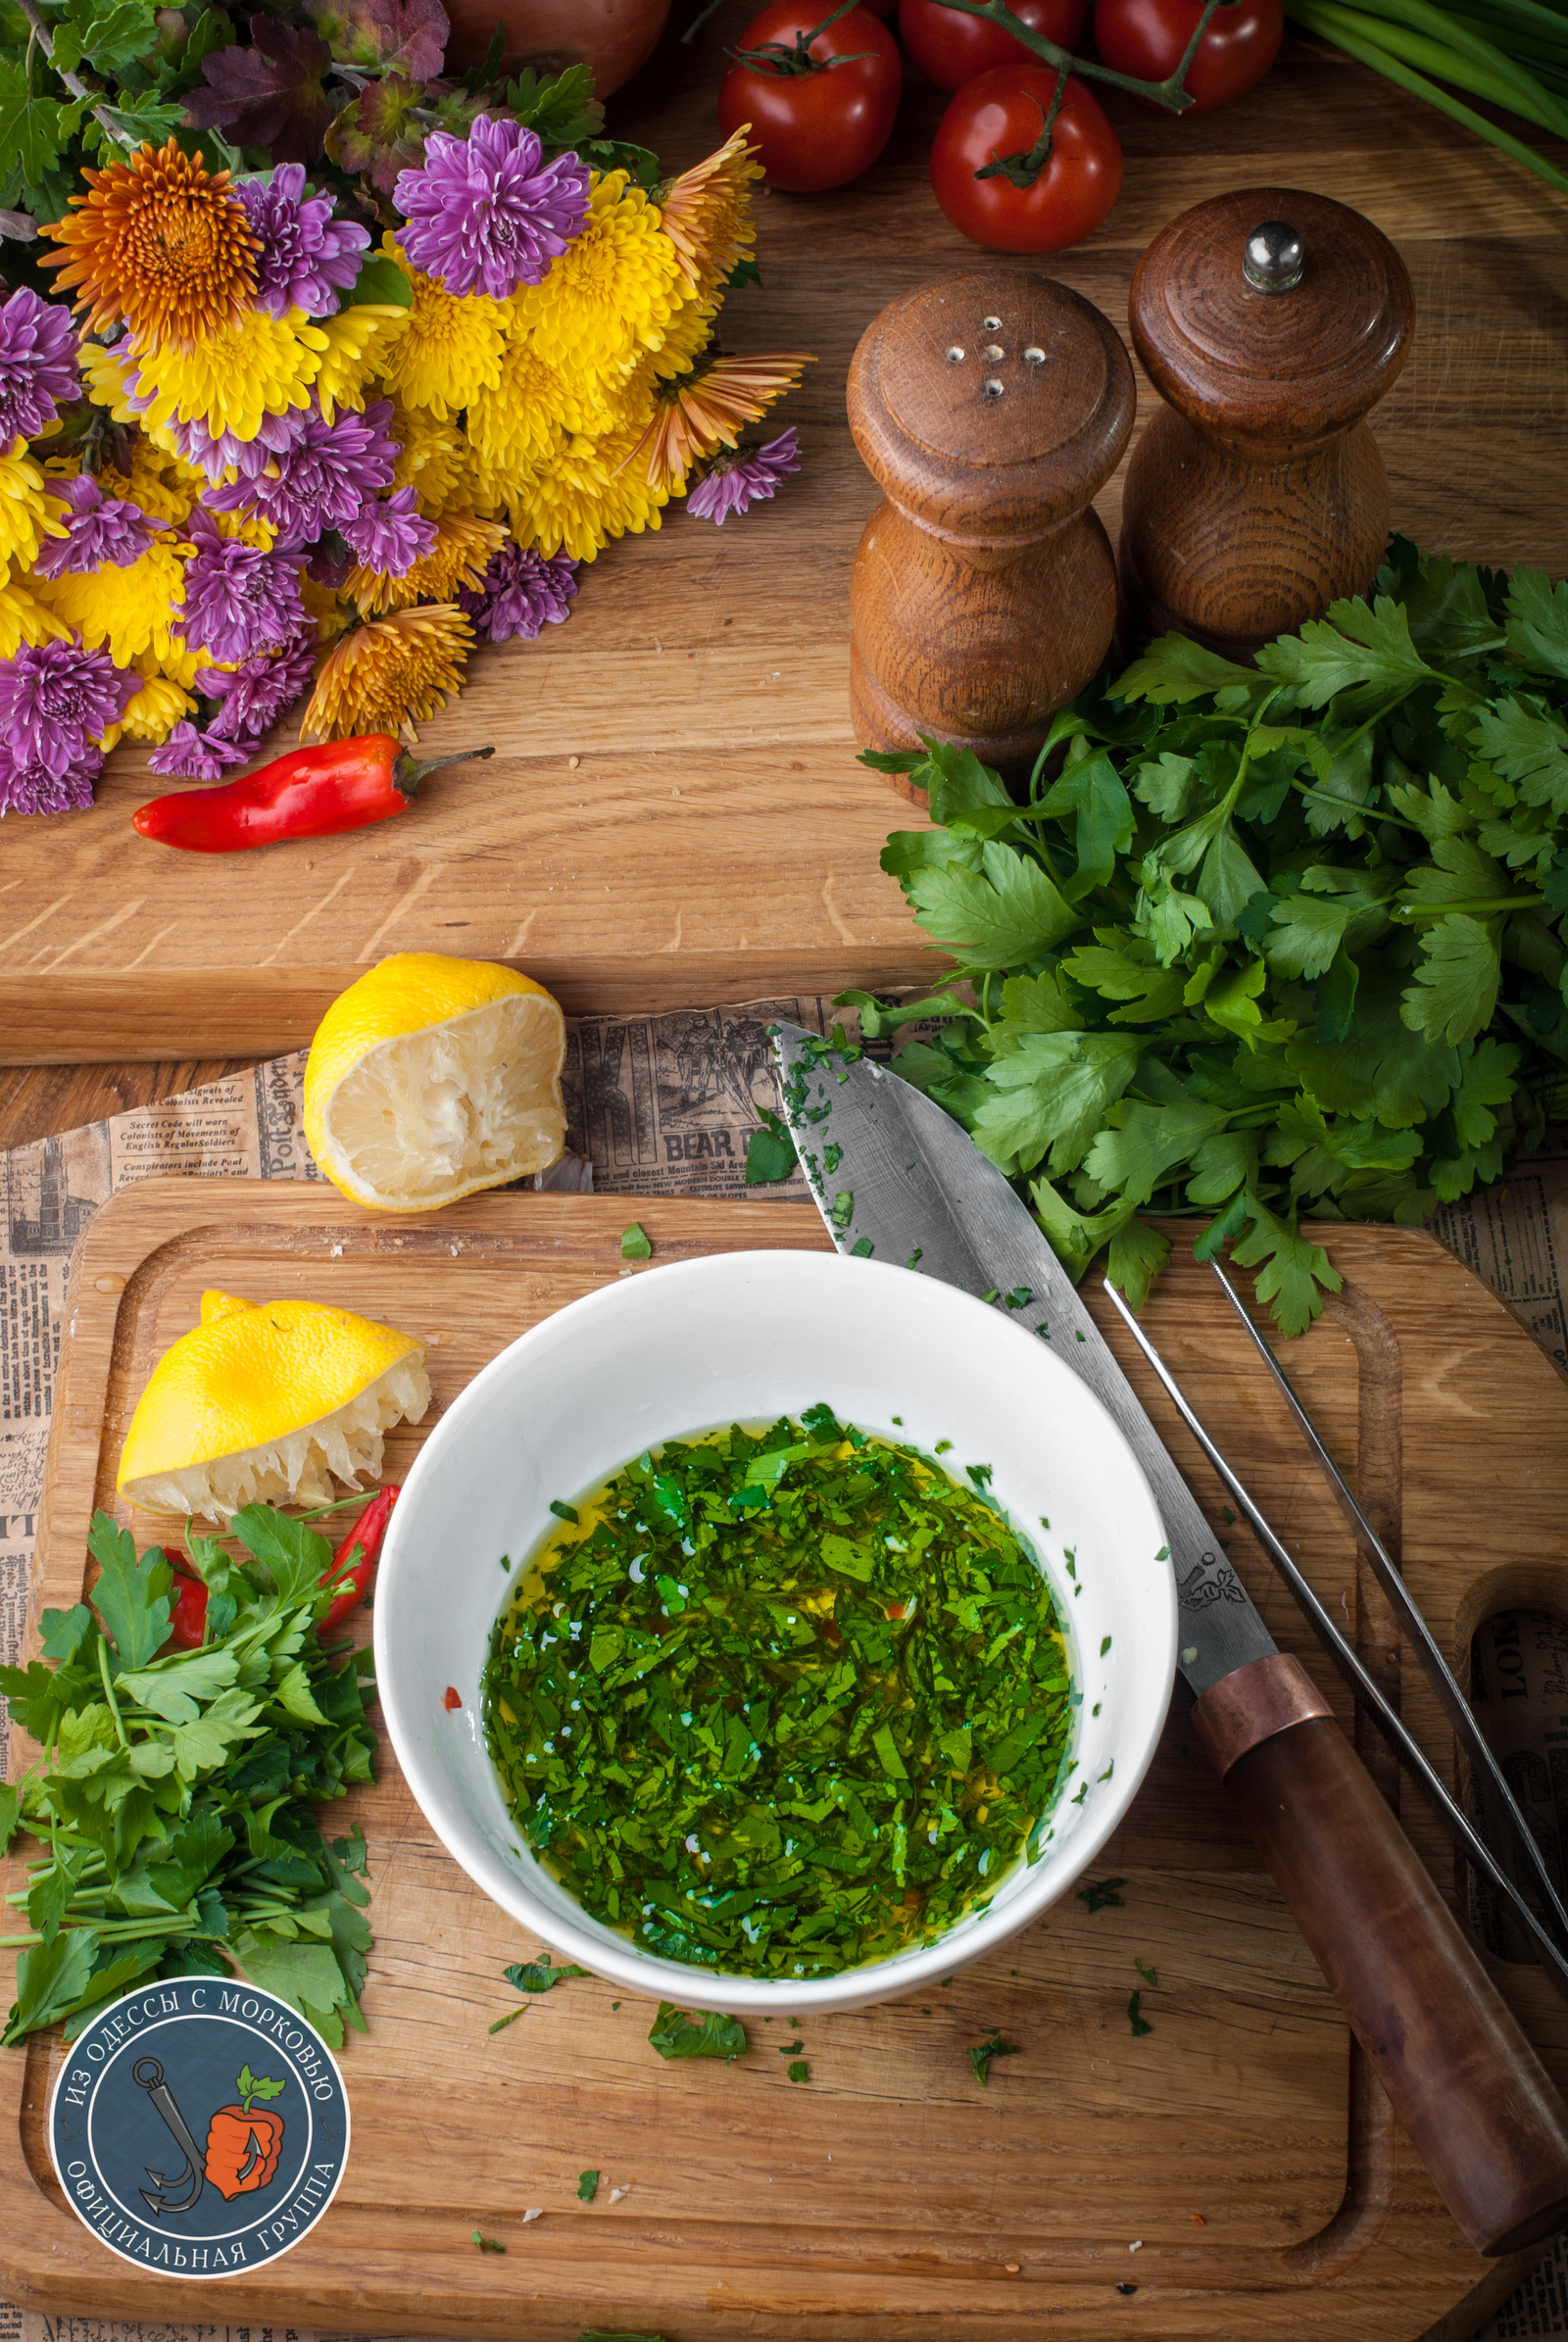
1196, 1656, 1568, 2257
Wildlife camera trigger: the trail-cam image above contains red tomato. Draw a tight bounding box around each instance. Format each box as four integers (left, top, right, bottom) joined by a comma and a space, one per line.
718, 3, 903, 191
1093, 0, 1282, 109
929, 65, 1121, 252
900, 0, 1087, 92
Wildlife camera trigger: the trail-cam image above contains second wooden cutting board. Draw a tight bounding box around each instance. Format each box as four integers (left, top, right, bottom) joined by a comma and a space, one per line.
3, 1178, 1565, 2338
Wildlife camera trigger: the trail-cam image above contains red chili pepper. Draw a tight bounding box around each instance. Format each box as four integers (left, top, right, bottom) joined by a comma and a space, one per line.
160, 1488, 397, 1650
443, 1685, 464, 1711
131, 736, 494, 853
320, 1485, 399, 1631
165, 1552, 207, 1649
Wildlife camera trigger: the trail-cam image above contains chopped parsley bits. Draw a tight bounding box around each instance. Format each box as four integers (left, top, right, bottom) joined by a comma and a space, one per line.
1127, 1991, 1152, 2036
549, 1500, 580, 1525
787, 2060, 810, 2082
482, 1416, 1074, 1978
620, 1224, 653, 1261
577, 2170, 600, 2202
969, 2030, 1021, 2084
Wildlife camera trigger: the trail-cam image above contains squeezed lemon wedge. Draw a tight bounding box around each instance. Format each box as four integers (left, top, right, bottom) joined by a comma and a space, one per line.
304, 952, 567, 1211
117, 1290, 430, 1520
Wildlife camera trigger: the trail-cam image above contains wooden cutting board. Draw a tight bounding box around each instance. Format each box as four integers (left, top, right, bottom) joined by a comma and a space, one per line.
3, 32, 1567, 1063
3, 1177, 1566, 2339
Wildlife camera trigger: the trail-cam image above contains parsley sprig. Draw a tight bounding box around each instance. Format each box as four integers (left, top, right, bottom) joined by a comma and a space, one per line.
849, 541, 1568, 1334
0, 1505, 377, 2049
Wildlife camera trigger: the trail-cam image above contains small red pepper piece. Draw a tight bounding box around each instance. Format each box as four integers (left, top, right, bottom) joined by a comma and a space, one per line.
320, 1484, 399, 1631
165, 1552, 207, 1649
131, 735, 494, 853
443, 1685, 463, 1711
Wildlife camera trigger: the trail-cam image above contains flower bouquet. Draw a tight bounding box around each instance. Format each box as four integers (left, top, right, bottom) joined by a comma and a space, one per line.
0, 24, 810, 818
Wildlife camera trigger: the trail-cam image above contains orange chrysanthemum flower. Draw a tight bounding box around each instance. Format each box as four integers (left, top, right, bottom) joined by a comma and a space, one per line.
42, 138, 260, 349
634, 348, 813, 496
658, 128, 763, 297
347, 513, 507, 617
300, 604, 473, 744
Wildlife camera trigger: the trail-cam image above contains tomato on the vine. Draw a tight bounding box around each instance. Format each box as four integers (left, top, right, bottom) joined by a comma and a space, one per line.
899, 0, 1087, 93
929, 65, 1121, 252
1093, 0, 1283, 109
717, 3, 903, 192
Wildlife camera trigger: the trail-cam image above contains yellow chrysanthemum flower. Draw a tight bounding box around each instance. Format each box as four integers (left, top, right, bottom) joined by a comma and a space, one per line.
209, 507, 277, 552
315, 303, 411, 423
373, 239, 506, 422
466, 336, 583, 469
633, 348, 813, 497
657, 129, 763, 299
513, 424, 669, 564
388, 405, 468, 515
0, 575, 71, 657
299, 604, 472, 744
118, 432, 213, 521
514, 172, 686, 407
29, 538, 189, 667
98, 673, 193, 752
347, 512, 504, 617
0, 440, 68, 568
120, 307, 326, 440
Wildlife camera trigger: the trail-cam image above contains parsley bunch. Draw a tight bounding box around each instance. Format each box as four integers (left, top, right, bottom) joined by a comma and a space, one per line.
0, 1504, 376, 2049
851, 541, 1568, 1335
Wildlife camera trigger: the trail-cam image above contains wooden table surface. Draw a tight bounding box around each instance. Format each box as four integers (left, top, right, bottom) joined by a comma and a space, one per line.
2, 16, 1566, 2339
1, 18, 1566, 1061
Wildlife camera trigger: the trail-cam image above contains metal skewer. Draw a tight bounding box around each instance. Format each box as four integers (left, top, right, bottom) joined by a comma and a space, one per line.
1101, 1279, 1568, 2001
1207, 1257, 1568, 1963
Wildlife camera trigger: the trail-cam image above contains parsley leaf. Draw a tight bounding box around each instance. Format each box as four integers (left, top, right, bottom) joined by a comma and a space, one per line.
969, 2029, 1021, 2084
648, 2003, 748, 2062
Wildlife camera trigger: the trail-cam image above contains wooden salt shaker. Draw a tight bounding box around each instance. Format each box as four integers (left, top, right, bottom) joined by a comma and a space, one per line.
1118, 187, 1415, 659
848, 268, 1135, 790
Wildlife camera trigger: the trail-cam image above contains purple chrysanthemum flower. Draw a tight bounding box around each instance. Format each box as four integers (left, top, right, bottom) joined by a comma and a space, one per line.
393, 117, 590, 300
33, 475, 166, 580
0, 286, 80, 445
0, 740, 102, 817
180, 509, 308, 665
457, 544, 578, 644
686, 429, 801, 527
168, 406, 305, 484
0, 636, 137, 780
203, 398, 398, 551
146, 720, 253, 781
237, 165, 371, 320
340, 483, 437, 579
198, 625, 318, 744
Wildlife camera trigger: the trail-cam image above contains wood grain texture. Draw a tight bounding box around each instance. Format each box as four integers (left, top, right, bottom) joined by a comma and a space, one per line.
1, 28, 1566, 1060
3, 1180, 1566, 2336
1119, 185, 1414, 652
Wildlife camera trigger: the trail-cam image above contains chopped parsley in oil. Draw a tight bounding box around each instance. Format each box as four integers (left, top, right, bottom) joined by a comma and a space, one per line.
481, 1411, 1075, 1979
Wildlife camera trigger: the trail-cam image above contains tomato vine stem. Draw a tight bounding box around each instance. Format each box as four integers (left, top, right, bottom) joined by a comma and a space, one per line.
930, 0, 1228, 110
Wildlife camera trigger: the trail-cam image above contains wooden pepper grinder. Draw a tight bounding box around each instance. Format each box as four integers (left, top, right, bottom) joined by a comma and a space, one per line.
1118, 187, 1415, 659
848, 268, 1136, 788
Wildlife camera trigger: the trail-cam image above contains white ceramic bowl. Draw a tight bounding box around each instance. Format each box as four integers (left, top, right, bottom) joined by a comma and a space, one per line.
374, 1250, 1175, 2015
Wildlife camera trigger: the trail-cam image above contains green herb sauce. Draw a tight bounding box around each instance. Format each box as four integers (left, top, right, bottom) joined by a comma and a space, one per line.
480, 1405, 1075, 1978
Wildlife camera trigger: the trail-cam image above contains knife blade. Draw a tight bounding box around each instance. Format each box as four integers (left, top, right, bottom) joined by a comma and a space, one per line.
770, 1017, 1568, 2259
771, 1019, 1273, 1693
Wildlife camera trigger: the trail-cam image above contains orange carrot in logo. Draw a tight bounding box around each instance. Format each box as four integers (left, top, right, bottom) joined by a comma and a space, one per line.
204, 2064, 286, 2201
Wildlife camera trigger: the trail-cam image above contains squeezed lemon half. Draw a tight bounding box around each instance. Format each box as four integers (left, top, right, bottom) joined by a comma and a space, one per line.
304, 952, 567, 1211
118, 1289, 430, 1521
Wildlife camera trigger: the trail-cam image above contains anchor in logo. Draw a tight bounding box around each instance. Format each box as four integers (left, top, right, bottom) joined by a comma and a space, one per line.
132, 2056, 288, 2217
131, 2057, 207, 2218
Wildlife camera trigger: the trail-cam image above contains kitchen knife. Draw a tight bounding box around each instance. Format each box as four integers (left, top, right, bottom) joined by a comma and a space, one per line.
771, 1019, 1568, 2259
